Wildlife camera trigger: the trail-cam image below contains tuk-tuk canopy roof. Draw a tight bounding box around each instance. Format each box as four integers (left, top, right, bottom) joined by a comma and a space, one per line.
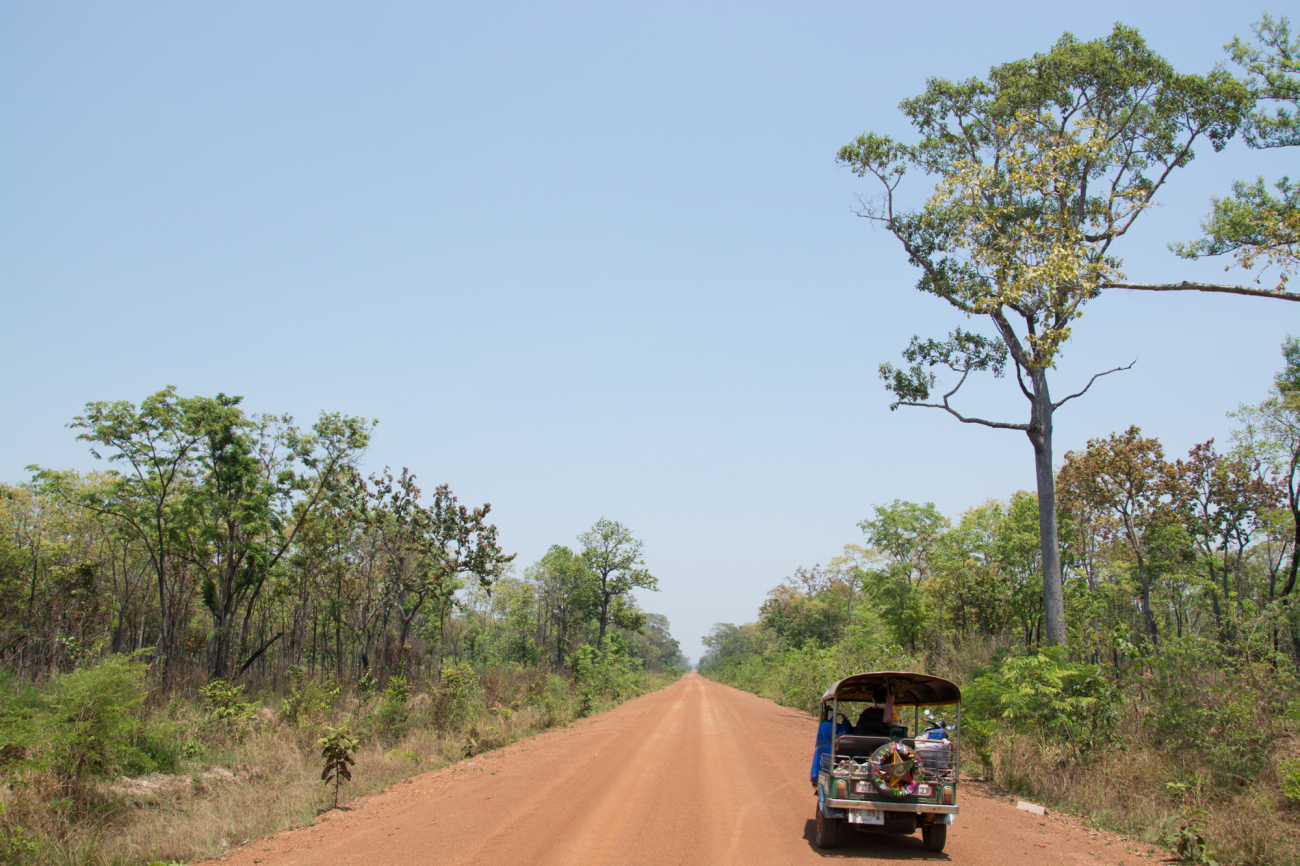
819, 671, 961, 707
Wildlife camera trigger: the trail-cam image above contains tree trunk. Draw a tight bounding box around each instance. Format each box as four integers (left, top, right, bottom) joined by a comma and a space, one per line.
1135, 551, 1158, 645
1027, 370, 1067, 646
597, 589, 611, 650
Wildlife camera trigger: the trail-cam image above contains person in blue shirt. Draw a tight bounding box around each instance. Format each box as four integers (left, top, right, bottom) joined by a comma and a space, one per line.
810, 712, 850, 786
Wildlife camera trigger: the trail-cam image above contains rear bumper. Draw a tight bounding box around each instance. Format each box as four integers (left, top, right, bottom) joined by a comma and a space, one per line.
827, 800, 959, 815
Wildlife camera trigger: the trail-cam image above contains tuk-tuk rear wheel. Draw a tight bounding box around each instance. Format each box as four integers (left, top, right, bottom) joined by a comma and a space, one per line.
922, 823, 947, 852
814, 804, 839, 849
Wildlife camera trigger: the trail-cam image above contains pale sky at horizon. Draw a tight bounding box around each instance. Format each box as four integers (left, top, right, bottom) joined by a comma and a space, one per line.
3, 1, 1297, 662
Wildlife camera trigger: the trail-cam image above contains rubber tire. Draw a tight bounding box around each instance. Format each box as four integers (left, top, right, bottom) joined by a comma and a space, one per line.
922, 823, 947, 853
815, 804, 840, 850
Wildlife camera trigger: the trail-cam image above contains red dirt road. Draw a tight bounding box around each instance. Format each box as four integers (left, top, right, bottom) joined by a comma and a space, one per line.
204, 673, 1157, 865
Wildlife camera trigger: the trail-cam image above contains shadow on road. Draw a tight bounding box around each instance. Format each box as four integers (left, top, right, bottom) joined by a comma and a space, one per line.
801, 820, 952, 861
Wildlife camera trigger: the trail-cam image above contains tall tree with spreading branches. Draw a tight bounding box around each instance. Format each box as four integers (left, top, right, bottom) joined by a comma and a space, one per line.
837, 25, 1284, 644
577, 518, 657, 650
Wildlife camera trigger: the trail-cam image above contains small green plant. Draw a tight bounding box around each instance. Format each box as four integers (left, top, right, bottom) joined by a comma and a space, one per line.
319, 725, 357, 809
383, 664, 410, 704
1158, 807, 1217, 865
39, 655, 153, 797
1280, 755, 1300, 803
0, 803, 36, 866
357, 668, 378, 700
436, 662, 479, 727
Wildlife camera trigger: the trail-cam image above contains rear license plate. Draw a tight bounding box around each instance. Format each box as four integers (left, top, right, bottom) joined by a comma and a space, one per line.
848, 808, 884, 825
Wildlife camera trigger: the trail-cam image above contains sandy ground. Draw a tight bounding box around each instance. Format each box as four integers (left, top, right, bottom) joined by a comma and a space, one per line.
199, 673, 1160, 865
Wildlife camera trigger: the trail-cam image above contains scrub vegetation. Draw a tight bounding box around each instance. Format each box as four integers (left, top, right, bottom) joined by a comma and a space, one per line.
709, 19, 1300, 864
702, 344, 1300, 866
0, 391, 685, 865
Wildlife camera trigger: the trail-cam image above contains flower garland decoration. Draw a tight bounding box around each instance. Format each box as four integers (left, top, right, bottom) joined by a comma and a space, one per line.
869, 741, 920, 797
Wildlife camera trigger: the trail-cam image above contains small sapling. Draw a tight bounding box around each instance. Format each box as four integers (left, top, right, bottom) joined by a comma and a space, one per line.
318, 725, 357, 809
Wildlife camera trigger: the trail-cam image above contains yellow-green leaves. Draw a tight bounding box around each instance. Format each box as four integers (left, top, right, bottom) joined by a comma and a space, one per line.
924, 112, 1147, 368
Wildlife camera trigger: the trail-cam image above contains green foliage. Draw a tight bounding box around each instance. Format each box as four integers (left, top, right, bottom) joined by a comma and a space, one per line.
370, 665, 412, 737
577, 519, 659, 650
1176, 15, 1299, 290
279, 666, 340, 726
1155, 808, 1218, 865
37, 657, 146, 786
383, 666, 410, 704
357, 668, 378, 700
318, 724, 357, 809
0, 803, 36, 866
569, 643, 640, 714
0, 656, 182, 802
1279, 755, 1300, 803
966, 648, 1118, 755
435, 662, 479, 728
200, 678, 256, 740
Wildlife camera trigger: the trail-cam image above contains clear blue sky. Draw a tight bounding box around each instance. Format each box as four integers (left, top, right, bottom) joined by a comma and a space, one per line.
2, 2, 1295, 662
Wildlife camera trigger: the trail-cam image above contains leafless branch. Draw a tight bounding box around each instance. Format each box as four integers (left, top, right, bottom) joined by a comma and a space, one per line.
895, 367, 1029, 431
1052, 361, 1136, 410
1102, 281, 1299, 302
894, 398, 1029, 431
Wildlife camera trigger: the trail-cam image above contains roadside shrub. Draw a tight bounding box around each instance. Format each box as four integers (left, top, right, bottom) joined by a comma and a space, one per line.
22, 656, 166, 799
569, 644, 639, 707
435, 662, 479, 729
279, 666, 340, 727
367, 664, 413, 738
201, 678, 256, 741
965, 647, 1119, 756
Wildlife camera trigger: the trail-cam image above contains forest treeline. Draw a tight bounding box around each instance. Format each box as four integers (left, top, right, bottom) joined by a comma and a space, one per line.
0, 387, 684, 865
701, 339, 1300, 866
1, 387, 685, 685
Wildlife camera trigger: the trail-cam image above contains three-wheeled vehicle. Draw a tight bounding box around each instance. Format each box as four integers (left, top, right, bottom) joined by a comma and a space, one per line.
813, 671, 961, 852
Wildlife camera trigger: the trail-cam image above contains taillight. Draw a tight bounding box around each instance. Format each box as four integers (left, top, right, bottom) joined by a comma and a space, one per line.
835, 779, 847, 799
942, 786, 953, 805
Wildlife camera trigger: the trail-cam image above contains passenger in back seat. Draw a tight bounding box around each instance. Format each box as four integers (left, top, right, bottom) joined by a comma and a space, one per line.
852, 706, 892, 736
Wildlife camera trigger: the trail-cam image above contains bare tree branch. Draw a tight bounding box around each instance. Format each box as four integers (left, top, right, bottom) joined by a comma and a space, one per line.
895, 367, 1029, 430
894, 399, 1029, 430
1102, 281, 1299, 301
1052, 361, 1137, 411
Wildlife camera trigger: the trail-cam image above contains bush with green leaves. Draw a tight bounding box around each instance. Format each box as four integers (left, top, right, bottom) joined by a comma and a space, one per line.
1279, 755, 1300, 804
368, 665, 412, 737
0, 803, 36, 866
200, 678, 257, 741
1157, 807, 1218, 865
964, 647, 1119, 756
279, 665, 340, 727
569, 643, 639, 710
3, 655, 183, 799
435, 662, 480, 728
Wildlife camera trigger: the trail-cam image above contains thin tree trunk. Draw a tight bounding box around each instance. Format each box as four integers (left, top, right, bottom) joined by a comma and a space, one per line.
1027, 371, 1066, 646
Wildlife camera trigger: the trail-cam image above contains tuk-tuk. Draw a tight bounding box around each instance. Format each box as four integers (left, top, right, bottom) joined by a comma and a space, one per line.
813, 671, 960, 852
